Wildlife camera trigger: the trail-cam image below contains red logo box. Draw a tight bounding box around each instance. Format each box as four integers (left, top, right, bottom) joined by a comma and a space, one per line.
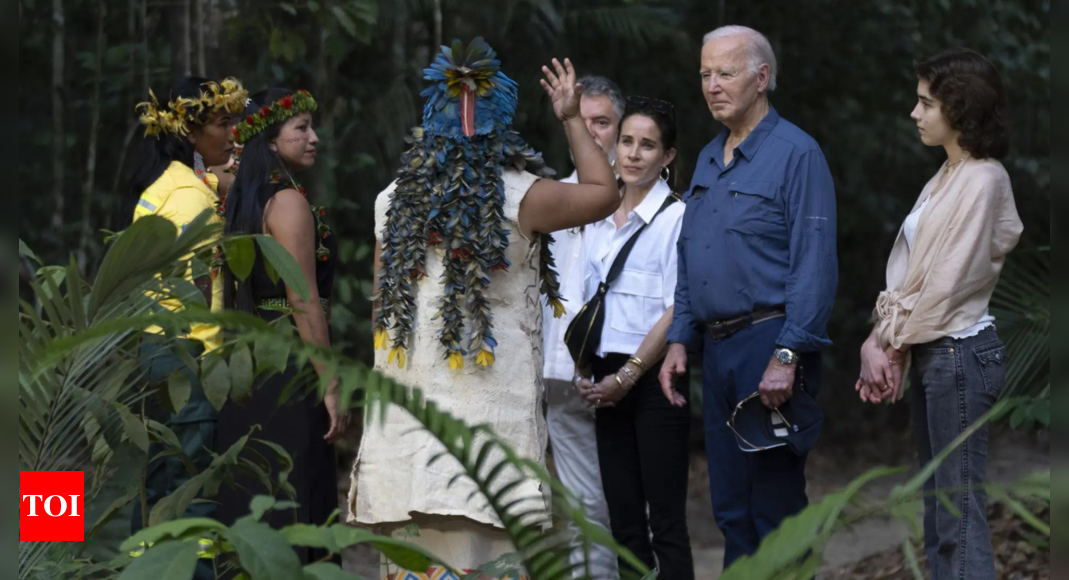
20, 471, 85, 542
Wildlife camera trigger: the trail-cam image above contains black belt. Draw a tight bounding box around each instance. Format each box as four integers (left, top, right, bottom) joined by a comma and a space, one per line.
704, 307, 786, 340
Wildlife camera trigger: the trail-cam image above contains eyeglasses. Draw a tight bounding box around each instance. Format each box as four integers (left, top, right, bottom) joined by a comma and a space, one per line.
626, 96, 676, 118
726, 391, 791, 453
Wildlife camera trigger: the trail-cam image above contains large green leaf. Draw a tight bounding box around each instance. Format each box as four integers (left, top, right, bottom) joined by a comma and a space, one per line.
255, 236, 310, 302
149, 471, 212, 528
281, 524, 441, 571
226, 520, 304, 580
201, 353, 231, 412
113, 402, 149, 453
117, 540, 201, 580
168, 370, 192, 415
229, 343, 255, 405
226, 237, 257, 282
89, 212, 219, 320
19, 239, 39, 263
120, 518, 228, 552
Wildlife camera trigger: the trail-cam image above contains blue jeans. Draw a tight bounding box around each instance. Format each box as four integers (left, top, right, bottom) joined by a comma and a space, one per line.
911, 327, 1005, 580
701, 318, 821, 568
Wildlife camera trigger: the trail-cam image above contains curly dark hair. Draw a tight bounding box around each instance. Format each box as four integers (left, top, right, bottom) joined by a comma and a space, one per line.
915, 48, 1010, 159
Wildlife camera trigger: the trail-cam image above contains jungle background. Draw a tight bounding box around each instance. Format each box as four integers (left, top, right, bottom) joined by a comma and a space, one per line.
18, 0, 1049, 578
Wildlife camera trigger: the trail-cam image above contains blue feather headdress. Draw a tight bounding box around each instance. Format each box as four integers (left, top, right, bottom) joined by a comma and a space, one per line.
420, 37, 519, 139
373, 38, 562, 370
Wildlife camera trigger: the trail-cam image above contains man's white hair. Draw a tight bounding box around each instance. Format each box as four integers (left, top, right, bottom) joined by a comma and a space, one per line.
703, 26, 778, 92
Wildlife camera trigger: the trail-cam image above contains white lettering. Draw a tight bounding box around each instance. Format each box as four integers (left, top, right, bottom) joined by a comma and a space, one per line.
44, 495, 68, 517
68, 495, 80, 517
22, 495, 43, 517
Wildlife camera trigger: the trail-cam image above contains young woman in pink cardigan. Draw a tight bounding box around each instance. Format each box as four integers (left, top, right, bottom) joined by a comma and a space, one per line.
857, 48, 1023, 580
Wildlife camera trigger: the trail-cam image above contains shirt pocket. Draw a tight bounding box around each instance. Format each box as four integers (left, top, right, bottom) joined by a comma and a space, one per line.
727, 180, 784, 238
609, 268, 665, 337
679, 185, 706, 242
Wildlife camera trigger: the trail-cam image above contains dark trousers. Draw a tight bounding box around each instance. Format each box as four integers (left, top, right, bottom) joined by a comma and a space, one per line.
593, 354, 695, 580
912, 328, 1003, 580
131, 337, 217, 580
701, 318, 821, 568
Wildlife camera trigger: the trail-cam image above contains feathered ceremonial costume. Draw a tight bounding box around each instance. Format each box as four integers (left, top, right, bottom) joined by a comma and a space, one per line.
372, 37, 563, 371
352, 39, 563, 579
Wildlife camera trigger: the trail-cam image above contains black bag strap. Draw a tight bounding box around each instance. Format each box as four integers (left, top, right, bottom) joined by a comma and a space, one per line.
601, 195, 678, 290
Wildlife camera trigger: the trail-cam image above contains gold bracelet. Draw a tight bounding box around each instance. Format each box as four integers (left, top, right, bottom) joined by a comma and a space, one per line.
619, 364, 640, 384
614, 373, 633, 390
628, 356, 649, 372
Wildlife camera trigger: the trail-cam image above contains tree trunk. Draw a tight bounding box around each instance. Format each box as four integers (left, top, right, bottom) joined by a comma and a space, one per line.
313, 0, 337, 204
184, 0, 193, 76
79, 1, 107, 270
170, 0, 191, 80
433, 0, 443, 53
141, 0, 149, 87
127, 0, 137, 106
51, 0, 66, 231
115, 0, 148, 195
195, 0, 206, 74
391, 1, 407, 77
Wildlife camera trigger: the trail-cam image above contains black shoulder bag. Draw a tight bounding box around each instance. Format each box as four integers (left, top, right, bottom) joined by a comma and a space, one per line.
564, 195, 678, 371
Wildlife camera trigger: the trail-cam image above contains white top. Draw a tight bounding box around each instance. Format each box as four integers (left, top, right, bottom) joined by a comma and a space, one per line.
542, 171, 588, 382
904, 193, 995, 339
350, 169, 550, 529
583, 179, 685, 358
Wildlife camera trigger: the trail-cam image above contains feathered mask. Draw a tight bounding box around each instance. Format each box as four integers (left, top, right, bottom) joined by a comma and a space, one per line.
420, 37, 519, 140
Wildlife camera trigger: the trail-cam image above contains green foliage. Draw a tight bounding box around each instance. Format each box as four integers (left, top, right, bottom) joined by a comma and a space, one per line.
990, 249, 1049, 404
18, 215, 323, 580
20, 238, 40, 263
117, 541, 202, 580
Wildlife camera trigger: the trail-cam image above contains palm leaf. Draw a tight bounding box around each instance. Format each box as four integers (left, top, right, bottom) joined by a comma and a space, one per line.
990, 249, 1049, 399
19, 216, 222, 579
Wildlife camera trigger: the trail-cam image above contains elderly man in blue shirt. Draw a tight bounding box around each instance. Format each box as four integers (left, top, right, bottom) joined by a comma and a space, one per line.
660, 25, 838, 567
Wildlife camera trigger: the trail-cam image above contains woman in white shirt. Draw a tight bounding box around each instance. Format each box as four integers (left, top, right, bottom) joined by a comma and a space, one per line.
857, 48, 1022, 580
576, 96, 694, 579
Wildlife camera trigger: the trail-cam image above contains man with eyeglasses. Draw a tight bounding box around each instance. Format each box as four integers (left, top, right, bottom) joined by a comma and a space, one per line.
659, 26, 838, 568
543, 75, 624, 579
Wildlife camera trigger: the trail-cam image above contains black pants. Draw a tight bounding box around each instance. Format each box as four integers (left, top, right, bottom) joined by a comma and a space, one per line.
593, 354, 695, 580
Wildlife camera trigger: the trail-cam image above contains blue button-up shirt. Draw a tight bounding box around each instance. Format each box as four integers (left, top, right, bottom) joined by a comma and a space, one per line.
667, 107, 838, 353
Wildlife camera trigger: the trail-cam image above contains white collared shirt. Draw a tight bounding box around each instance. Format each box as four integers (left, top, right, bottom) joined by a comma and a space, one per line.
583, 179, 685, 358
542, 171, 589, 382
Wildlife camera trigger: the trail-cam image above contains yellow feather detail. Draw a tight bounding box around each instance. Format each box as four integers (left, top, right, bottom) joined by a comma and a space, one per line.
374, 328, 389, 351
388, 347, 407, 369
550, 299, 567, 319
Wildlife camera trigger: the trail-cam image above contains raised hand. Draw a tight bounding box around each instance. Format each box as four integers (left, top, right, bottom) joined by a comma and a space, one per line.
540, 58, 582, 123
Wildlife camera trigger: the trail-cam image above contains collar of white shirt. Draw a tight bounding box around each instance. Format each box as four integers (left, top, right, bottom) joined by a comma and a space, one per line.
603, 179, 673, 227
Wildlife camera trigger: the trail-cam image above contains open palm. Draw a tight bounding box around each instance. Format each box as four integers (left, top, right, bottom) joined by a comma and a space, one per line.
540, 57, 582, 122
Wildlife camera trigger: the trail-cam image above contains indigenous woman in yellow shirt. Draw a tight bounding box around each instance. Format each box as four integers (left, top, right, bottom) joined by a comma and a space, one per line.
120, 77, 247, 557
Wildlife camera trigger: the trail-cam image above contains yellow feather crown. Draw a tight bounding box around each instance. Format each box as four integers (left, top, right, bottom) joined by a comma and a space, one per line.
136, 78, 249, 138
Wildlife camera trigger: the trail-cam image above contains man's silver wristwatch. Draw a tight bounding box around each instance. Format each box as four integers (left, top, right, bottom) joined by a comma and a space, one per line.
572, 373, 585, 389
774, 347, 800, 366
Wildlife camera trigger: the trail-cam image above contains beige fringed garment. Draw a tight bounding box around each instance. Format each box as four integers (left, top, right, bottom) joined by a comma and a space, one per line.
874, 158, 1023, 351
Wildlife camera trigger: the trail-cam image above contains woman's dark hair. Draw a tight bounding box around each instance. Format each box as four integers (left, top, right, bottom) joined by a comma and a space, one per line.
619, 96, 679, 189
115, 76, 214, 230
225, 88, 298, 313
915, 48, 1010, 159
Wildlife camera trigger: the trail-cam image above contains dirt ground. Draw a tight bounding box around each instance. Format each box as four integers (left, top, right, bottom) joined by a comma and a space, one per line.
340, 427, 1049, 579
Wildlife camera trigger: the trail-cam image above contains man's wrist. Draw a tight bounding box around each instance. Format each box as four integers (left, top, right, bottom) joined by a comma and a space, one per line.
773, 346, 800, 366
